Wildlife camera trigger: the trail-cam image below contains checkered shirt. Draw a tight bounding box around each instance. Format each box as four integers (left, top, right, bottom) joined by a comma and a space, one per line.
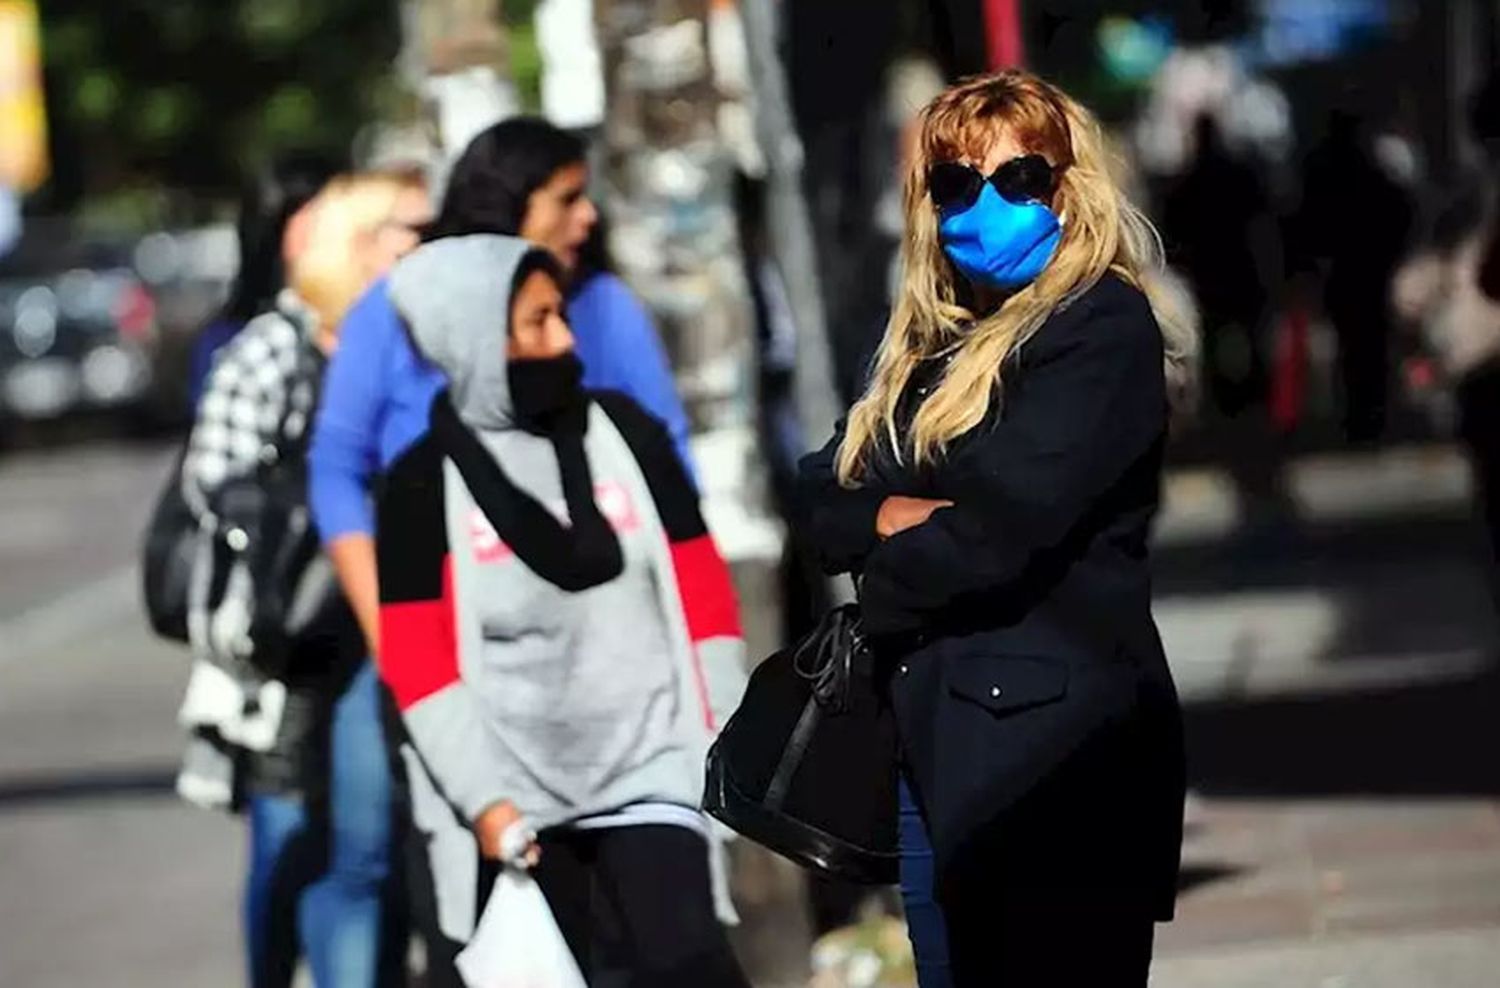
183, 293, 320, 506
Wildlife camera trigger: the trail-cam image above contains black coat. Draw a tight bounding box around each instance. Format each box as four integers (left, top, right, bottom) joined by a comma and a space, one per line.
798, 274, 1185, 919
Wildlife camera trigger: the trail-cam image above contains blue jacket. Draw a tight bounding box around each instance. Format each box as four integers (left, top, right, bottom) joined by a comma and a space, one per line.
309, 271, 695, 542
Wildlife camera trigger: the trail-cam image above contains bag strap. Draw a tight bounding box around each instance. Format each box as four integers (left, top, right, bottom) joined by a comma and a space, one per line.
764, 604, 866, 810
268, 339, 323, 464
764, 696, 822, 811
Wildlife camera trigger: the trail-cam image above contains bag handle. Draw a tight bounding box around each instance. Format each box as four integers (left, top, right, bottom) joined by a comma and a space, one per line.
764, 604, 868, 811
790, 604, 865, 714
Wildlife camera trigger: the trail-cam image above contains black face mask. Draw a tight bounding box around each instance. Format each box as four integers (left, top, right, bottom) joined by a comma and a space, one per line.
507, 352, 586, 434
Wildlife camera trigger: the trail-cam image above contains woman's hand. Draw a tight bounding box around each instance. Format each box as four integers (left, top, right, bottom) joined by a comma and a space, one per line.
876, 496, 954, 539
474, 800, 541, 867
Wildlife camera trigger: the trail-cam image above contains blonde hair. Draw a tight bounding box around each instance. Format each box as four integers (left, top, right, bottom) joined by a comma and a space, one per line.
291, 167, 426, 331
836, 70, 1197, 485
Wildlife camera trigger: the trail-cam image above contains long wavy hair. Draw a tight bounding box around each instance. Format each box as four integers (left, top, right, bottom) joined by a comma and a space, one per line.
291, 167, 426, 332
836, 70, 1196, 485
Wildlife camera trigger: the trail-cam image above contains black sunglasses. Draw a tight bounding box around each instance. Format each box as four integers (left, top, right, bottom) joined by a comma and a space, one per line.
928, 155, 1057, 211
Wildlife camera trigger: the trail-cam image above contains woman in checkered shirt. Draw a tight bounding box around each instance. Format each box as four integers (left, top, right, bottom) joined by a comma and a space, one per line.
178, 168, 432, 988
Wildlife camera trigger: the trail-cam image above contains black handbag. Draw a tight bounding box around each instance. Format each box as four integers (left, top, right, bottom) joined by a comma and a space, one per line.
141, 444, 196, 643
704, 604, 900, 884
206, 436, 338, 676
141, 345, 335, 665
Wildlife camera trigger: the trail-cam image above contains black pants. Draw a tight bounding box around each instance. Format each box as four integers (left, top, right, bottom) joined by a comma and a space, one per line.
1328, 292, 1393, 443
476, 825, 749, 988
945, 896, 1156, 985
934, 712, 1171, 986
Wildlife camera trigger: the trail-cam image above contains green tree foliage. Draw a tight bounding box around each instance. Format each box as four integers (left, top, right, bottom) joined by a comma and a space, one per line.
37, 0, 403, 217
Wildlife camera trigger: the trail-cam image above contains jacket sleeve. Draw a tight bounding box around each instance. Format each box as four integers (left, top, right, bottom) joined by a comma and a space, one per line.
376, 442, 515, 822
859, 290, 1166, 636
598, 391, 745, 732
309, 285, 391, 543
586, 276, 699, 485
795, 419, 887, 576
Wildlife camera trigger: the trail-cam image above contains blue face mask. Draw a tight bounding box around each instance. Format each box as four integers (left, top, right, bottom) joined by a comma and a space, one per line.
938, 183, 1061, 290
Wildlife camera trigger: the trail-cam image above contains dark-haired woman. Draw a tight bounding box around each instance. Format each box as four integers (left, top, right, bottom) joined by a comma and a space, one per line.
309, 116, 692, 657
306, 119, 696, 985
187, 153, 344, 409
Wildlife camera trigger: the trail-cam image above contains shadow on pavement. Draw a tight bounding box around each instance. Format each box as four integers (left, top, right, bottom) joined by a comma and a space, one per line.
0, 767, 178, 809
1176, 863, 1243, 894
1183, 663, 1500, 798
1154, 512, 1483, 599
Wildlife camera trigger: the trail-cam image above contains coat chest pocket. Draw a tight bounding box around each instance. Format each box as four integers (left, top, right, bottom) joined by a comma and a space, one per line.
944, 654, 1069, 715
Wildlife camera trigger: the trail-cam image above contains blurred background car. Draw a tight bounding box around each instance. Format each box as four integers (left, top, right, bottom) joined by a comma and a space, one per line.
0, 223, 161, 432
0, 221, 234, 440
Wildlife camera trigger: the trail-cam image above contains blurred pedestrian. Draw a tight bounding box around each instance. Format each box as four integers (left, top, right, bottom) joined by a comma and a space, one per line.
186, 153, 344, 411
376, 234, 749, 985
799, 70, 1191, 986
1393, 74, 1500, 615
1297, 106, 1415, 444
1161, 114, 1279, 425
787, 0, 901, 403
1160, 114, 1285, 518
175, 167, 429, 988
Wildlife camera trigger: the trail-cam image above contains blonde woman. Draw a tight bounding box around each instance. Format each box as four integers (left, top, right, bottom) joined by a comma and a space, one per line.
798, 71, 1192, 986
179, 168, 429, 988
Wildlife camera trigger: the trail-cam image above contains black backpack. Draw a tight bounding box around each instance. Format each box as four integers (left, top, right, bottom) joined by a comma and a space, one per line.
141, 344, 333, 670
704, 604, 900, 884
141, 444, 196, 643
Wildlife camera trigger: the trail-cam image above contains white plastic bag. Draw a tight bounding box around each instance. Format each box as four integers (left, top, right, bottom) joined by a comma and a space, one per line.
456, 868, 586, 988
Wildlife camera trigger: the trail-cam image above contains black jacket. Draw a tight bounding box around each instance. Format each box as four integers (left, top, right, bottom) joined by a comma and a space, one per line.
798, 274, 1184, 918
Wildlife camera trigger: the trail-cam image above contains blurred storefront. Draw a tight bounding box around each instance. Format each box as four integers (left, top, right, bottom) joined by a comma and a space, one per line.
1017, 1, 1498, 183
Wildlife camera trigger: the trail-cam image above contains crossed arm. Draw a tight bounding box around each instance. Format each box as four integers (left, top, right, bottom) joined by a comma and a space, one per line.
798, 296, 1165, 636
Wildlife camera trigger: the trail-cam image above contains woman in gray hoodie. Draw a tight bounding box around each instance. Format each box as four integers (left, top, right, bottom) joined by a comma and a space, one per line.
375, 234, 750, 986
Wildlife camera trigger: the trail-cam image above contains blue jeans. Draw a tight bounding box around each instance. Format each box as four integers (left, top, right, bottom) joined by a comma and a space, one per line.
899, 778, 953, 988
245, 662, 397, 988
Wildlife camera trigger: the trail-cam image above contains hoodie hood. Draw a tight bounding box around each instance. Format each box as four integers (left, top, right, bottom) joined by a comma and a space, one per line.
388, 234, 553, 430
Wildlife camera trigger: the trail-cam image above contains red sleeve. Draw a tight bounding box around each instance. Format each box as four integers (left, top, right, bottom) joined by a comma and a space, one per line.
379, 556, 460, 710
376, 438, 462, 711
671, 534, 743, 644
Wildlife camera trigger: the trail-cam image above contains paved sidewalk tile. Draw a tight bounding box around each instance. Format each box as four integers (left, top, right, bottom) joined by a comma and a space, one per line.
1159, 796, 1500, 977
1150, 926, 1500, 988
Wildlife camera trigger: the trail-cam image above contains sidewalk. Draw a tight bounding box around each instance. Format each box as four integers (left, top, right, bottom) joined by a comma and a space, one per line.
1151, 442, 1500, 986
1157, 795, 1500, 976
1153, 926, 1500, 988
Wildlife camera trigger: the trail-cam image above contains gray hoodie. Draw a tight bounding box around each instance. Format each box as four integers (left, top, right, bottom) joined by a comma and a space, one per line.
382, 235, 745, 937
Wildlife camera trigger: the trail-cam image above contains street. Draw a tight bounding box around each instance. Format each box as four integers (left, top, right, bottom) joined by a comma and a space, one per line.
0, 438, 238, 985
1, 435, 1498, 986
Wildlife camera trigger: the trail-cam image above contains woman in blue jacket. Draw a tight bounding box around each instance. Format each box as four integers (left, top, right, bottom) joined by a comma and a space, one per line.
310, 118, 694, 656
799, 71, 1195, 986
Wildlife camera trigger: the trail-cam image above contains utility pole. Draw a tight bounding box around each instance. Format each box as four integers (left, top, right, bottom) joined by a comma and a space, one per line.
393, 0, 519, 163
737, 0, 840, 448
593, 0, 782, 563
